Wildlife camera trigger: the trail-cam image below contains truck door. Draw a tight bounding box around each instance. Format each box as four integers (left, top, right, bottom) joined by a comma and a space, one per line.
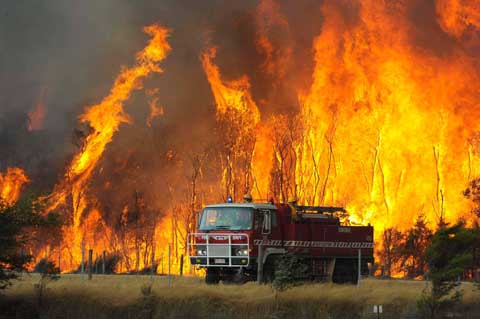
268, 209, 282, 247
256, 209, 282, 247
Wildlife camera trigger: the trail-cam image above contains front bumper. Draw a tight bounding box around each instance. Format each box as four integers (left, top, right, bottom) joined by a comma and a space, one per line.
188, 233, 250, 267
190, 256, 249, 266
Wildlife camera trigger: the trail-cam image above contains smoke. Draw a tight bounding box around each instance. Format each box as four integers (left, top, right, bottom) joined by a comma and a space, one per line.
0, 0, 259, 189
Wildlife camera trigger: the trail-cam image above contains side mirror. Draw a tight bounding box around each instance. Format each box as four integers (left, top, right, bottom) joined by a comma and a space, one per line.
262, 210, 271, 234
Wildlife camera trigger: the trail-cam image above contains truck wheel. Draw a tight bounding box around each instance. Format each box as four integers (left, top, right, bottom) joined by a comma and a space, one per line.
332, 259, 358, 284
205, 268, 220, 285
232, 271, 247, 284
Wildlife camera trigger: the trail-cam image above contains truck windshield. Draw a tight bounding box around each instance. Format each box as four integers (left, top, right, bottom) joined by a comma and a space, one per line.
199, 207, 253, 230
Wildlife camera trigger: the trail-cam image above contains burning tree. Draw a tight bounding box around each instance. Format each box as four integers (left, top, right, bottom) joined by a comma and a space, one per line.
202, 47, 262, 201
378, 227, 404, 278
269, 114, 302, 202
399, 214, 433, 279
464, 178, 480, 217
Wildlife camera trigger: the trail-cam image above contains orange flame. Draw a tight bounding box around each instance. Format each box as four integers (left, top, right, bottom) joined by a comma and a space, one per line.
255, 0, 291, 81
274, 0, 480, 255
202, 47, 272, 199
436, 0, 480, 38
201, 47, 260, 123
146, 96, 164, 127
0, 167, 29, 205
28, 88, 47, 131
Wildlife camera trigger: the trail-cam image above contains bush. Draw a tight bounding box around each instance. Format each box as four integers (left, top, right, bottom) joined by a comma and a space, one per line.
272, 253, 308, 291
417, 222, 477, 319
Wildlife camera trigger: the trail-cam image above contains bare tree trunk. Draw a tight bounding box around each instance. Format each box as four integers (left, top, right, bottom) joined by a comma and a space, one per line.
433, 145, 445, 226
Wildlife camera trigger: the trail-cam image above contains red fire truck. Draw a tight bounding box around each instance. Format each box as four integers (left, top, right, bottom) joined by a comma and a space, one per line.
188, 199, 374, 284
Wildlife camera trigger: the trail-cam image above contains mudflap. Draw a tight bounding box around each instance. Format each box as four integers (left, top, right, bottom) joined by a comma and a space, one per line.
206, 267, 253, 284
205, 268, 220, 284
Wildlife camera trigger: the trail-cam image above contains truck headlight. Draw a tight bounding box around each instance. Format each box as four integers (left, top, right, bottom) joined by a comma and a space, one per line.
195, 246, 207, 256
233, 247, 249, 256
237, 249, 249, 256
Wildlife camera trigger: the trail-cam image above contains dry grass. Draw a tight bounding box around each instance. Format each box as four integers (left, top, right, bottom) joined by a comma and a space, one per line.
1, 274, 480, 319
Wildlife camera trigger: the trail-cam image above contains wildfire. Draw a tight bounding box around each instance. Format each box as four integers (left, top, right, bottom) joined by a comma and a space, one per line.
44, 24, 171, 270
0, 167, 29, 205
10, 0, 480, 277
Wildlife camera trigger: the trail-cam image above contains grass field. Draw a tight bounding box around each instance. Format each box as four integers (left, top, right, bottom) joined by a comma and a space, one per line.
1, 274, 479, 319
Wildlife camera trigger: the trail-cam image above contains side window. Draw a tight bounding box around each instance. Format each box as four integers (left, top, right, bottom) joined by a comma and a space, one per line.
254, 210, 263, 230
262, 210, 271, 234
254, 210, 276, 230
271, 210, 277, 227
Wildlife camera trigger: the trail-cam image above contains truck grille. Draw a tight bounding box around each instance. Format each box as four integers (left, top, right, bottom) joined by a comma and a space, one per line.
208, 245, 229, 257
188, 233, 250, 267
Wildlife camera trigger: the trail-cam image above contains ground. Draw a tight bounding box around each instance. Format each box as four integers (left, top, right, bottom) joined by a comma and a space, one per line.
1, 274, 479, 319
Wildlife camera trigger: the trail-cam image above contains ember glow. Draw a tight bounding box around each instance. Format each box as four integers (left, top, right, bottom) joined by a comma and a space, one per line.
0, 167, 29, 205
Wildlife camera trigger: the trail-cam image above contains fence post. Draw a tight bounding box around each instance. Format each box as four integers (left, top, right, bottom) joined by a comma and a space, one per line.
81, 241, 85, 280
151, 247, 155, 279
168, 244, 172, 288
102, 251, 106, 274
161, 254, 164, 275
357, 248, 361, 287
88, 249, 93, 280
179, 254, 184, 276
95, 253, 98, 274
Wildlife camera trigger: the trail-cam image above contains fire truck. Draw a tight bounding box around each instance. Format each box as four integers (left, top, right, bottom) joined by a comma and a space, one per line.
188, 198, 374, 284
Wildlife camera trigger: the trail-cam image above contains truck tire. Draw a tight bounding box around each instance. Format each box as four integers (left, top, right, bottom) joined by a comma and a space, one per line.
332, 259, 358, 284
232, 270, 248, 284
205, 268, 220, 284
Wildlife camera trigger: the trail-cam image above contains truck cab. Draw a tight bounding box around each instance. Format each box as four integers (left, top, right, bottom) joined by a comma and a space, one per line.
189, 202, 275, 283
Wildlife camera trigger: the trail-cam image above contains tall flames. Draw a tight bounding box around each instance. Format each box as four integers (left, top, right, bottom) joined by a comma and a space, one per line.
298, 0, 479, 233
295, 0, 480, 233
5, 0, 480, 275
42, 24, 171, 271
203, 0, 480, 241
